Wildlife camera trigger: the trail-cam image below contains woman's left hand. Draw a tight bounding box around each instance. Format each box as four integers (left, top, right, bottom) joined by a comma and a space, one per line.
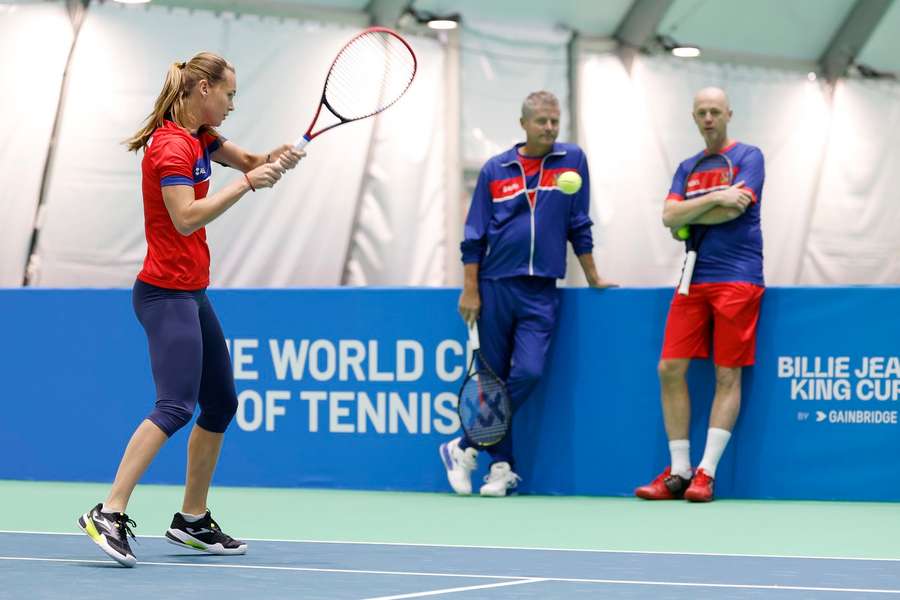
268, 145, 305, 172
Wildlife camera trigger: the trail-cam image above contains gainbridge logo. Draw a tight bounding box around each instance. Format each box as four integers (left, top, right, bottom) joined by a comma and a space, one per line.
778, 355, 900, 426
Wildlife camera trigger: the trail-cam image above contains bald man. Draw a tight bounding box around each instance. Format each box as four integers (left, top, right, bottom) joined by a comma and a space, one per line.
636, 87, 765, 502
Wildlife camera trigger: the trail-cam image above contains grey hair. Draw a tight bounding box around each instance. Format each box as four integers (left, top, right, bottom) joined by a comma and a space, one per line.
521, 91, 559, 119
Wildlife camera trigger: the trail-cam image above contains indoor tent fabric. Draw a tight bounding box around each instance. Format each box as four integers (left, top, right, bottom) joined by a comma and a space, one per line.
343, 35, 449, 286
800, 78, 900, 284
8, 3, 900, 288
29, 3, 373, 287
459, 20, 570, 168
0, 2, 72, 286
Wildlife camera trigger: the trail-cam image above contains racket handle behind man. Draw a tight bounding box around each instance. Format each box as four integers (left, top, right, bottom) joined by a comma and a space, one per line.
468, 322, 480, 352
678, 248, 697, 296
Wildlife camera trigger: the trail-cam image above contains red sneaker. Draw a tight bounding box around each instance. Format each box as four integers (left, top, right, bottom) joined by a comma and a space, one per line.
635, 467, 691, 500
684, 468, 715, 502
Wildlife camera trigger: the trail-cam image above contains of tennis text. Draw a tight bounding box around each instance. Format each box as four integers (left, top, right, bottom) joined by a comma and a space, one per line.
225, 338, 470, 433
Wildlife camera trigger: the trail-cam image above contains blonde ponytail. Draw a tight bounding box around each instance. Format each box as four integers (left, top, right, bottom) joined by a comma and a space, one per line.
124, 53, 233, 152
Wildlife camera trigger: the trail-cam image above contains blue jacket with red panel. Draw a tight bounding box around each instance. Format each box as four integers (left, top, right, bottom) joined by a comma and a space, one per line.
461, 142, 593, 280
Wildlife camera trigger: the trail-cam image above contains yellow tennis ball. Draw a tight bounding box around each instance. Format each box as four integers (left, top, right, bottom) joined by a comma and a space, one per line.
556, 171, 582, 194
676, 225, 690, 240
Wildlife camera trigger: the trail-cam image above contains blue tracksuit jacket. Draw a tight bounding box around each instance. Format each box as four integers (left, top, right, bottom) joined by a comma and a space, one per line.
460, 142, 593, 279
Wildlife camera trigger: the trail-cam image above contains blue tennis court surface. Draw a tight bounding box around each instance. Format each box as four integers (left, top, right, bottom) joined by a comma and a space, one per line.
2, 531, 899, 599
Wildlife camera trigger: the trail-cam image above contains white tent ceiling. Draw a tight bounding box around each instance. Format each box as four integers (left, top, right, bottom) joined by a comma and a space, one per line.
125, 0, 900, 75
658, 0, 855, 62
415, 0, 635, 35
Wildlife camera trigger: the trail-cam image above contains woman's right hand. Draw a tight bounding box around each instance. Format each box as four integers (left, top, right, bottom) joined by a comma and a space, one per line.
246, 163, 284, 191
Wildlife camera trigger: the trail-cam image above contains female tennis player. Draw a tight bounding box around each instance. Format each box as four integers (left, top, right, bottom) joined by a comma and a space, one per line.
77, 52, 304, 567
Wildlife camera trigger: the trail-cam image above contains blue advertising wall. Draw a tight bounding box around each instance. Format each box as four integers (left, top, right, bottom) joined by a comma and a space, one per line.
1, 287, 899, 501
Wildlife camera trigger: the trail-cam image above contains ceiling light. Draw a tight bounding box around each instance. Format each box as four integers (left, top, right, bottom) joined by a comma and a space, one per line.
671, 46, 700, 58
657, 35, 701, 59
427, 19, 458, 30
403, 4, 460, 30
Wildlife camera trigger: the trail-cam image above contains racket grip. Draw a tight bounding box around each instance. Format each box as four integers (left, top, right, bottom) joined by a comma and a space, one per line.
467, 323, 480, 351
294, 135, 310, 150
678, 250, 697, 296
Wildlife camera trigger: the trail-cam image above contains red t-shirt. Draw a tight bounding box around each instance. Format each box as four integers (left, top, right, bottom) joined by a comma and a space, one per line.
517, 154, 542, 206
137, 120, 223, 290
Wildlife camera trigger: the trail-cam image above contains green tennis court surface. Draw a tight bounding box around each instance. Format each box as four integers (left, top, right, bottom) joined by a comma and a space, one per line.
2, 481, 898, 599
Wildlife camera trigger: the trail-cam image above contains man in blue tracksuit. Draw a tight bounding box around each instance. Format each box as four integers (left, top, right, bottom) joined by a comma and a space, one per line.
439, 91, 615, 496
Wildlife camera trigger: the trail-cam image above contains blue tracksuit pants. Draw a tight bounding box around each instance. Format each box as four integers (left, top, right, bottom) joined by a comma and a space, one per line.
458, 276, 559, 467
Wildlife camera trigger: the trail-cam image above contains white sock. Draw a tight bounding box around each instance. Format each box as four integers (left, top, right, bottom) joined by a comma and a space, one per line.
179, 511, 206, 522
668, 439, 691, 479
698, 428, 732, 478
100, 504, 120, 515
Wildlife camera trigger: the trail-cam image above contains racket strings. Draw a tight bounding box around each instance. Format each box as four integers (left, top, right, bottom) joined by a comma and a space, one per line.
338, 34, 413, 109
685, 184, 729, 200
685, 154, 734, 199
459, 372, 510, 444
325, 31, 416, 120
460, 373, 506, 406
326, 34, 411, 109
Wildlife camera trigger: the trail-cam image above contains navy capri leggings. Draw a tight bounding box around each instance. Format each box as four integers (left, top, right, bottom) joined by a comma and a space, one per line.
133, 279, 238, 437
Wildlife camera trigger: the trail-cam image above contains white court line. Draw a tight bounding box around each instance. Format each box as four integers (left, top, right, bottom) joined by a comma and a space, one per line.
1, 556, 900, 595
0, 556, 524, 580
359, 578, 547, 600
549, 577, 900, 595
0, 530, 898, 563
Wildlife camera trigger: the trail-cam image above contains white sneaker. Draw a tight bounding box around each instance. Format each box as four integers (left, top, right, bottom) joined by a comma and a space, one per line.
439, 437, 478, 495
479, 462, 521, 497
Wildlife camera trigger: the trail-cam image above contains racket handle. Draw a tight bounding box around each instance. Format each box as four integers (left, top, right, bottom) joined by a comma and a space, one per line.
678, 250, 697, 296
467, 323, 480, 351
294, 135, 310, 150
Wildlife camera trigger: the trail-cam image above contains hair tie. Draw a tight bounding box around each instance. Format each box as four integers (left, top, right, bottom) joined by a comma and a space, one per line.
177, 61, 186, 69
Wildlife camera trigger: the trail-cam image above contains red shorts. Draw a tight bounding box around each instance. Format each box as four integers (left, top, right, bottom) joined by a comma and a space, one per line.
661, 282, 765, 367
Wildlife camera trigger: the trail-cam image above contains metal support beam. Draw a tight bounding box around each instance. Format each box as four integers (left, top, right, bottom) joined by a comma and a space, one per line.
23, 0, 90, 286
567, 31, 580, 145
366, 0, 408, 27
820, 0, 894, 82
614, 0, 674, 72
615, 0, 674, 48
441, 27, 463, 286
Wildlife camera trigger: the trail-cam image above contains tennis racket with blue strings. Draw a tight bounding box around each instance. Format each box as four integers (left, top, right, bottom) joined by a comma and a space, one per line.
457, 323, 512, 448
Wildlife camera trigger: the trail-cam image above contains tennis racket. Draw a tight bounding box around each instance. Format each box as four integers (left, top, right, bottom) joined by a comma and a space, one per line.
677, 152, 734, 296
293, 27, 417, 149
457, 323, 512, 448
